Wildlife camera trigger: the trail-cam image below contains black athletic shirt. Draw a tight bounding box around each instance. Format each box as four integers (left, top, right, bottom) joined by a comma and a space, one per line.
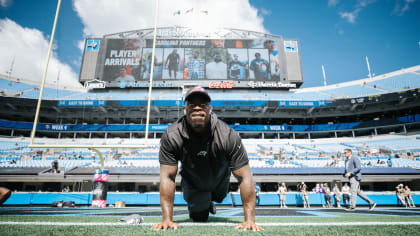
166, 52, 180, 66
159, 113, 249, 192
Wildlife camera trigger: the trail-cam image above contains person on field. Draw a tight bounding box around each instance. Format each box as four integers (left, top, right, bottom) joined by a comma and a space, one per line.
299, 182, 310, 208
151, 87, 263, 231
396, 184, 408, 208
278, 183, 287, 208
343, 149, 376, 211
341, 183, 350, 207
254, 182, 261, 206
333, 184, 341, 208
324, 183, 332, 208
404, 185, 416, 208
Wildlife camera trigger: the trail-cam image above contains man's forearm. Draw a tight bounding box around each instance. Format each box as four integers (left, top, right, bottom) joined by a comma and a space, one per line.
160, 177, 176, 222
239, 179, 256, 222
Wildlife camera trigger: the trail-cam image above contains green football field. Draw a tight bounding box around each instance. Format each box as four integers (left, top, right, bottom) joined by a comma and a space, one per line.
1, 206, 419, 235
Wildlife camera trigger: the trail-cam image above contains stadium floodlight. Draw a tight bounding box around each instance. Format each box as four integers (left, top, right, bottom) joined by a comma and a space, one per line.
322, 65, 327, 87
366, 56, 373, 79
27, 0, 152, 170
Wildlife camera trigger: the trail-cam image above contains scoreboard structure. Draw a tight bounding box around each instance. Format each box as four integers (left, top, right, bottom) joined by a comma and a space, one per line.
79, 27, 303, 89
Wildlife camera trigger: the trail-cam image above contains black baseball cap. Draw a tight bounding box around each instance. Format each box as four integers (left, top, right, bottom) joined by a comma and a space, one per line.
184, 87, 211, 102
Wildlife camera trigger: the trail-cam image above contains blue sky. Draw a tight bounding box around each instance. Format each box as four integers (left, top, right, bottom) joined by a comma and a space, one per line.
0, 0, 418, 88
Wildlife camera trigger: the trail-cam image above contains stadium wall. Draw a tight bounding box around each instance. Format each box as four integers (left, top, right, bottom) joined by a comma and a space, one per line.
3, 192, 419, 207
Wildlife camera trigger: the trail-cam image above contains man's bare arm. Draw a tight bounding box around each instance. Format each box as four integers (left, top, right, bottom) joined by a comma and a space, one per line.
232, 165, 263, 231
151, 164, 179, 230
0, 187, 11, 205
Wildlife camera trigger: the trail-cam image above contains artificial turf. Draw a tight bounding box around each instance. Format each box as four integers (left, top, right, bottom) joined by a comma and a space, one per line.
1, 207, 419, 235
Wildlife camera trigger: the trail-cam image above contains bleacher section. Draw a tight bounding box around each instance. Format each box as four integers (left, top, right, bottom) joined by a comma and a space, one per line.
366, 72, 420, 92
1, 135, 419, 170
321, 84, 382, 99
348, 138, 420, 152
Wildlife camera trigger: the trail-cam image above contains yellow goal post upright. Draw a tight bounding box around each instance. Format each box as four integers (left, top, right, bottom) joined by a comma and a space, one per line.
27, 0, 161, 170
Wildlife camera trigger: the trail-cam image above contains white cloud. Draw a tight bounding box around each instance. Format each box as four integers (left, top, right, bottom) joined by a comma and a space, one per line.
339, 11, 357, 24
0, 0, 12, 8
393, 0, 416, 16
355, 0, 375, 8
259, 8, 271, 16
76, 40, 84, 53
328, 0, 339, 7
338, 0, 375, 24
338, 11, 359, 24
73, 0, 267, 37
0, 19, 81, 88
73, 40, 84, 67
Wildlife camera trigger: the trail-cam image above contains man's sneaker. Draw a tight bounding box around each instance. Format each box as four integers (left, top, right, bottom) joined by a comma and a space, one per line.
369, 203, 376, 211
344, 207, 356, 212
209, 202, 216, 215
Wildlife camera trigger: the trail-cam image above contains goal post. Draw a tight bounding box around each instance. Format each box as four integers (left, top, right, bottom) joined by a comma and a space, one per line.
27, 0, 160, 169
23, 0, 160, 208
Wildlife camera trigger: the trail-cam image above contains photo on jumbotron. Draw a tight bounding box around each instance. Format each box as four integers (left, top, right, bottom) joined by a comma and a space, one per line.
0, 5, 420, 235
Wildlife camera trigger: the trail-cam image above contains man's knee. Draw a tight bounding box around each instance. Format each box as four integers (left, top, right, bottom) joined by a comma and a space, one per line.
211, 179, 229, 203
212, 191, 228, 203
183, 190, 212, 214
186, 199, 211, 222
189, 209, 209, 222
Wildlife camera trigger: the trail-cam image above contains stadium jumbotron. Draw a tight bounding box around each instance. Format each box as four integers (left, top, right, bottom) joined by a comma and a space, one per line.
1, 25, 420, 233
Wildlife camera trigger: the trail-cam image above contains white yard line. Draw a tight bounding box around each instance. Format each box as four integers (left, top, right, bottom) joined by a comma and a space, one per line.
0, 221, 420, 226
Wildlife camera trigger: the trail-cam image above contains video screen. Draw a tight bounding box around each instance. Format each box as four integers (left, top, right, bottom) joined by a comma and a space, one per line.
99, 38, 284, 83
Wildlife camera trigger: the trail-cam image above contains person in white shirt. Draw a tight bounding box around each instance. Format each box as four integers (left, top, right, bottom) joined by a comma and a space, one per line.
341, 183, 350, 207
206, 54, 227, 79
277, 183, 287, 208
115, 67, 135, 83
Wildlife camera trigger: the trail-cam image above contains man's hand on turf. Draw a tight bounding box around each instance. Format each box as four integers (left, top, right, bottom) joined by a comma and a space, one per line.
151, 221, 179, 231
235, 221, 264, 231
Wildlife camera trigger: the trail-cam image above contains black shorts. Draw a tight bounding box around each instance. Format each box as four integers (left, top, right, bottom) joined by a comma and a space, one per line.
168, 65, 178, 71
182, 177, 229, 213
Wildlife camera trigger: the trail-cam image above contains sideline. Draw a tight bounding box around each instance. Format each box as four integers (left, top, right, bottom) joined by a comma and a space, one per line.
1, 221, 420, 226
